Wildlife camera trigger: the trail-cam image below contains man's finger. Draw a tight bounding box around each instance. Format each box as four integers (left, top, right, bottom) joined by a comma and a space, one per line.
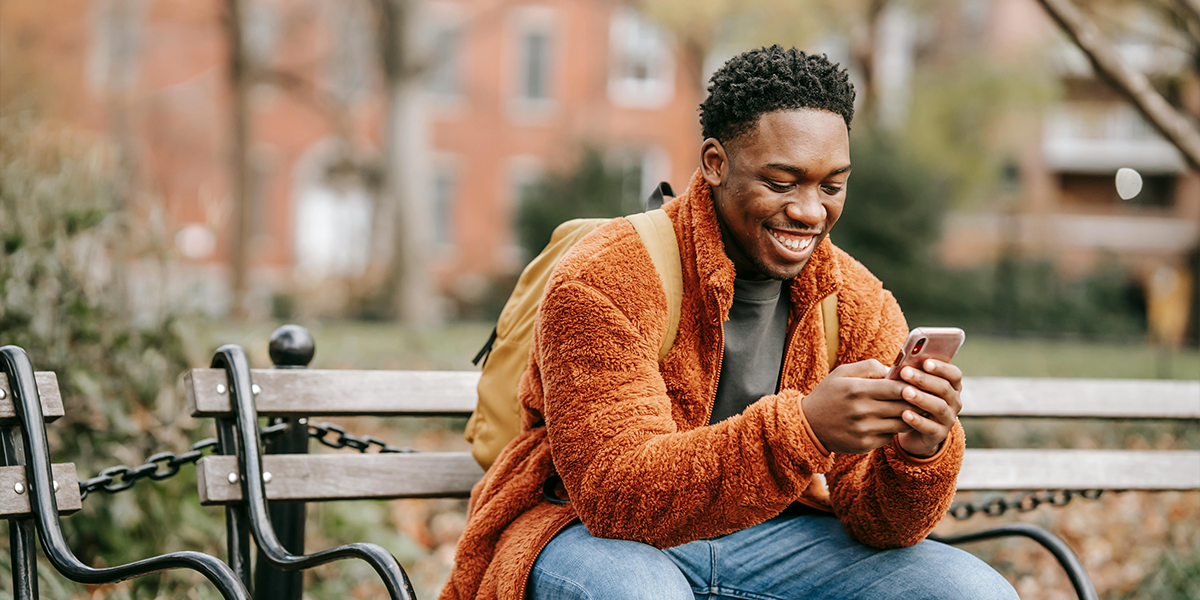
902, 410, 943, 436
900, 366, 955, 401
835, 359, 889, 379
900, 386, 955, 426
923, 359, 963, 392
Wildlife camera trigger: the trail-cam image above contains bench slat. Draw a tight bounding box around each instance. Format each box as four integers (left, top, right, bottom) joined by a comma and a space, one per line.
185, 369, 1198, 420
186, 369, 480, 417
0, 463, 82, 516
958, 378, 1200, 418
196, 453, 485, 504
196, 449, 1199, 504
958, 449, 1200, 490
0, 372, 65, 425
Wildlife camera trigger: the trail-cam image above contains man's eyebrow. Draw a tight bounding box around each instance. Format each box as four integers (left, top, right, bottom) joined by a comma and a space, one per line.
764, 163, 852, 177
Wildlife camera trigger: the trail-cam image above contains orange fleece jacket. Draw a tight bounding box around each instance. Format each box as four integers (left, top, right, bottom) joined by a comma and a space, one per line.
439, 170, 964, 600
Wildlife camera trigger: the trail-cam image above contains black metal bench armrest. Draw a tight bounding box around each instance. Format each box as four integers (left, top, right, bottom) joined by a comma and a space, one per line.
931, 523, 1097, 600
212, 344, 417, 600
0, 346, 251, 600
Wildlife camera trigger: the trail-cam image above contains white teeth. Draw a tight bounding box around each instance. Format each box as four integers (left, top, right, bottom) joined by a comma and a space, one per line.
771, 231, 812, 252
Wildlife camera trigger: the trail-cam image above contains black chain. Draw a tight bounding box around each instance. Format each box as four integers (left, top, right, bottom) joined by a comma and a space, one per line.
78, 437, 219, 500
947, 489, 1106, 520
78, 424, 293, 501
306, 421, 416, 454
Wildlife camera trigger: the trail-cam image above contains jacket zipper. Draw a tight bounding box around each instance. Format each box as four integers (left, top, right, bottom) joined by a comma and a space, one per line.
515, 512, 578, 600
702, 311, 725, 425
777, 304, 805, 392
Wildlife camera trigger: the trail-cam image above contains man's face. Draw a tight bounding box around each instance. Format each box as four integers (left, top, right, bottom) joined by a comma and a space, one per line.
701, 109, 851, 281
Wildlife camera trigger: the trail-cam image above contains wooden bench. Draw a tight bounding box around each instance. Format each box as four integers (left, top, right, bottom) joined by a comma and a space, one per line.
183, 325, 1200, 600
0, 345, 251, 600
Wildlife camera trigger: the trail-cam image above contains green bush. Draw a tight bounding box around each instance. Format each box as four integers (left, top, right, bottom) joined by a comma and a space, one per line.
0, 111, 225, 598
513, 147, 637, 261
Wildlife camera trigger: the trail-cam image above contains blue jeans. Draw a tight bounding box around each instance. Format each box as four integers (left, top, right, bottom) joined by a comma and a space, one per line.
528, 512, 1018, 600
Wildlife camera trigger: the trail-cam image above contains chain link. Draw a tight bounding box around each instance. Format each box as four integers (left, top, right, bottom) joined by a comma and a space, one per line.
947, 489, 1105, 520
306, 421, 416, 454
79, 437, 220, 500
77, 423, 293, 501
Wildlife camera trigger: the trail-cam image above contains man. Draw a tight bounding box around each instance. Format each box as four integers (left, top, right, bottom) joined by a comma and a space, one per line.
441, 46, 1017, 600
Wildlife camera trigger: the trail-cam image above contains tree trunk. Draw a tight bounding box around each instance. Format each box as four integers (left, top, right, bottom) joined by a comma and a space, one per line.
226, 0, 253, 319
374, 0, 435, 326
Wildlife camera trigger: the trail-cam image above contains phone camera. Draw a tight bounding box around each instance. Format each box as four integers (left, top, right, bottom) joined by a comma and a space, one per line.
912, 338, 927, 355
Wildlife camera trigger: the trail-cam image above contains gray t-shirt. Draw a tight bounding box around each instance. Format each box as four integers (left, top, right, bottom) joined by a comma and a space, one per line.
708, 277, 791, 424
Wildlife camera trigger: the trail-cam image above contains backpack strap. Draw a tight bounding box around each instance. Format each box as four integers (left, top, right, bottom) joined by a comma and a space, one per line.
626, 209, 682, 362
818, 292, 839, 367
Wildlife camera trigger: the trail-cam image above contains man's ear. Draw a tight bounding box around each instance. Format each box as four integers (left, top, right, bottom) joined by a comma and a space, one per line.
700, 138, 728, 187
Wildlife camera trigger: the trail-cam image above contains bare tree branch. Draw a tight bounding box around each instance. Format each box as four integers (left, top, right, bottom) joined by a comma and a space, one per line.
1037, 0, 1200, 171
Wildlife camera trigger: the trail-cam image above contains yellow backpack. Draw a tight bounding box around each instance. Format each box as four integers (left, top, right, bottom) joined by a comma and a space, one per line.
465, 207, 683, 469
465, 187, 840, 470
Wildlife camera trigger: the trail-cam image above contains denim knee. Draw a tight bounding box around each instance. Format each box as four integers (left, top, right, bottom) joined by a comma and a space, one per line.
528, 523, 693, 600
899, 542, 1019, 600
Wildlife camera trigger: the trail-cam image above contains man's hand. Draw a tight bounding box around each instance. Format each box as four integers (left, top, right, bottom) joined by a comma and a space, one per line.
894, 359, 963, 458
800, 359, 963, 457
801, 359, 914, 454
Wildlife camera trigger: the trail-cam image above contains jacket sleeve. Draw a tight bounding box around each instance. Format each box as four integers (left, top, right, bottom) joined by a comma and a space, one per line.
537, 280, 834, 548
826, 290, 965, 548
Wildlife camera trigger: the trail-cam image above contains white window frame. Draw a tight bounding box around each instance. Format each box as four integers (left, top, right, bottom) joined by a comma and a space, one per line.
508, 6, 559, 120
607, 6, 675, 109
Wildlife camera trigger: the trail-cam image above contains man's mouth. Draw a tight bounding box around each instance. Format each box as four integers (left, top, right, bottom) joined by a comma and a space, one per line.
768, 228, 816, 254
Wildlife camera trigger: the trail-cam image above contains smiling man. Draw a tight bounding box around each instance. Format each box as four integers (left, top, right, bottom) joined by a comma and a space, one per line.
440, 46, 1017, 600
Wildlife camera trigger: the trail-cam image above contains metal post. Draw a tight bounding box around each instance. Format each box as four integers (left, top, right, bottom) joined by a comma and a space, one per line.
254, 325, 314, 600
2, 426, 38, 600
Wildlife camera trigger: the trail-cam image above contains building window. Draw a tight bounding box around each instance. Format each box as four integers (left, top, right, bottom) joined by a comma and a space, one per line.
608, 7, 674, 109
518, 30, 552, 100
1059, 173, 1177, 209
431, 163, 457, 247
429, 26, 462, 97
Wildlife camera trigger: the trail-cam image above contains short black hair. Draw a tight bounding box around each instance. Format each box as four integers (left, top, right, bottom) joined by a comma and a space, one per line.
699, 46, 856, 145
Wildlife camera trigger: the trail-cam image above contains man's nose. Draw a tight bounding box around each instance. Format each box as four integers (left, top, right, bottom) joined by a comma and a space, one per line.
784, 189, 826, 229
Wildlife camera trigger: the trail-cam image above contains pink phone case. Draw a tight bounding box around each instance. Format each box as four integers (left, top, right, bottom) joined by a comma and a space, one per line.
886, 327, 965, 380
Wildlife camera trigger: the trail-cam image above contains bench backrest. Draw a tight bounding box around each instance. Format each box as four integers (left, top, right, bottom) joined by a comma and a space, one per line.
0, 371, 82, 517
183, 369, 1200, 503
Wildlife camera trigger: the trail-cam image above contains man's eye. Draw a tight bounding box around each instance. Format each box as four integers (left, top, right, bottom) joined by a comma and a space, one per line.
821, 185, 843, 195
765, 180, 794, 192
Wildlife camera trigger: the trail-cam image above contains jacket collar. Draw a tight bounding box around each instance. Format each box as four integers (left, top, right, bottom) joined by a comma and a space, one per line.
672, 169, 844, 319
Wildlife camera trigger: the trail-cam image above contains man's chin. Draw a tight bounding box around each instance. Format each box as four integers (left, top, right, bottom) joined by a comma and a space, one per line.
751, 256, 808, 281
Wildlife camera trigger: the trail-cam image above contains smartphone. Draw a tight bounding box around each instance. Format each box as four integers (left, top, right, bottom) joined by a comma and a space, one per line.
886, 327, 965, 380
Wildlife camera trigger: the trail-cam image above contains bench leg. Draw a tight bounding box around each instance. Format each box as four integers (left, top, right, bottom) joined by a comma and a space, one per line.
3, 427, 38, 600
931, 523, 1097, 600
254, 417, 308, 600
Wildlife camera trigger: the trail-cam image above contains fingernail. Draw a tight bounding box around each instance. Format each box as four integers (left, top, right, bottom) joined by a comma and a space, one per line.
902, 366, 913, 379
925, 359, 937, 371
